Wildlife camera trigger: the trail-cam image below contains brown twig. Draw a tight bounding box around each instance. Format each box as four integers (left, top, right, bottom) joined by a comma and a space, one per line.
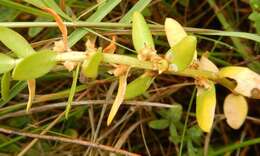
0, 127, 140, 156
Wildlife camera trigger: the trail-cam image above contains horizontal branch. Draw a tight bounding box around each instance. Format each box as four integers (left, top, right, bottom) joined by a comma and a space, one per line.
56, 52, 218, 80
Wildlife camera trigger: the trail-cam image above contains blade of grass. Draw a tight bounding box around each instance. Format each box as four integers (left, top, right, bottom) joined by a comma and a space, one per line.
209, 137, 260, 156
65, 64, 80, 119
68, 0, 121, 47
179, 88, 196, 156
0, 81, 27, 107
119, 0, 151, 24
0, 0, 51, 18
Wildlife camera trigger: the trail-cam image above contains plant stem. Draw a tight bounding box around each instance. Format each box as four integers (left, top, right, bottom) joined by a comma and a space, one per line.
209, 137, 260, 156
55, 52, 218, 80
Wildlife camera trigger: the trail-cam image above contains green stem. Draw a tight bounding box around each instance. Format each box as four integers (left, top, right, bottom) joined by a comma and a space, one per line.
55, 52, 218, 80
209, 137, 260, 156
179, 88, 196, 156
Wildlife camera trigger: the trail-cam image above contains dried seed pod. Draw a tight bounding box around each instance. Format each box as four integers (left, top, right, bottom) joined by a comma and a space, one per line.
218, 66, 260, 99
166, 36, 197, 71
82, 48, 103, 78
132, 12, 155, 53
224, 94, 248, 129
196, 81, 216, 132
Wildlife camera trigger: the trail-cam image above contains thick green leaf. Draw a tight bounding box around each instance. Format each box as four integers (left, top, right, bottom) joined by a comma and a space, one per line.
125, 73, 154, 99
148, 119, 169, 130
196, 81, 216, 132
0, 53, 15, 74
1, 72, 11, 101
166, 35, 197, 71
0, 27, 35, 58
82, 48, 103, 78
12, 50, 57, 80
132, 11, 155, 53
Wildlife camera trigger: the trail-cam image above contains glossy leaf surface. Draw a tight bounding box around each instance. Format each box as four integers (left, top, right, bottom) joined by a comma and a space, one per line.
12, 50, 57, 80
165, 18, 187, 47
166, 36, 197, 71
125, 73, 154, 99
82, 48, 103, 78
0, 27, 35, 58
196, 81, 216, 132
132, 12, 154, 53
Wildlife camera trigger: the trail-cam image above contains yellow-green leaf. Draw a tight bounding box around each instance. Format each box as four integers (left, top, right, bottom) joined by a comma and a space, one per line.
132, 12, 154, 53
224, 94, 248, 129
0, 27, 35, 58
218, 66, 260, 99
196, 81, 216, 132
82, 48, 103, 78
1, 72, 11, 101
125, 73, 154, 99
166, 36, 197, 71
165, 18, 187, 47
0, 53, 15, 74
12, 50, 57, 80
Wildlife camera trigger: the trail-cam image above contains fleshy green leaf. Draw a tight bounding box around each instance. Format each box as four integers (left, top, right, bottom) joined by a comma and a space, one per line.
165, 18, 187, 47
224, 94, 248, 129
125, 73, 154, 99
12, 50, 57, 80
0, 27, 35, 58
218, 66, 260, 99
1, 71, 11, 101
82, 48, 103, 78
148, 119, 169, 130
196, 81, 216, 132
166, 36, 197, 71
132, 11, 155, 53
0, 53, 16, 74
